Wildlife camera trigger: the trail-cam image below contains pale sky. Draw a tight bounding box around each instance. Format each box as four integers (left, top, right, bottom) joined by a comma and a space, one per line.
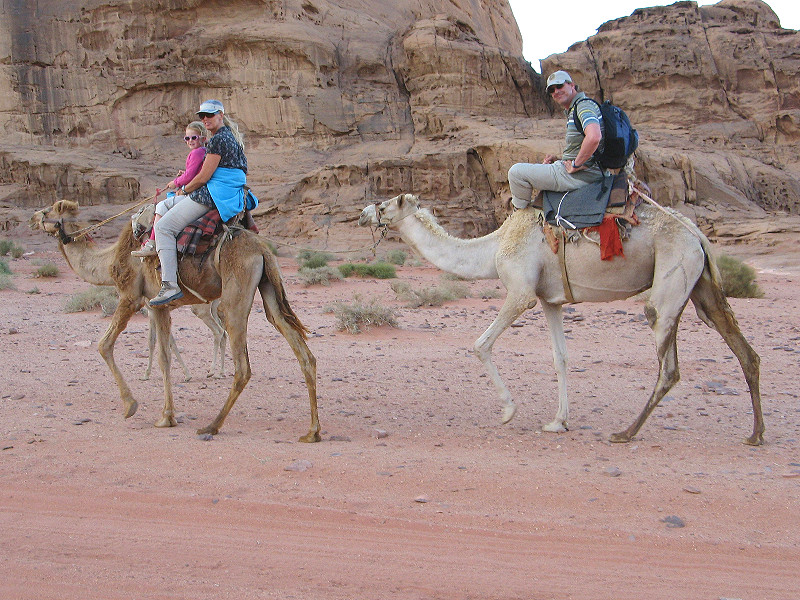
508, 0, 800, 71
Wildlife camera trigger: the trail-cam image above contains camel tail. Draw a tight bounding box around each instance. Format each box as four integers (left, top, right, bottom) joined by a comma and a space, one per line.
258, 243, 309, 340
692, 231, 741, 333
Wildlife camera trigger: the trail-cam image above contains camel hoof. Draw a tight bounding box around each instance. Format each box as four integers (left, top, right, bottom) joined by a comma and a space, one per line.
744, 434, 764, 446
155, 416, 177, 428
543, 420, 567, 433
299, 431, 322, 443
197, 425, 219, 436
609, 431, 632, 443
501, 404, 517, 424
123, 400, 138, 419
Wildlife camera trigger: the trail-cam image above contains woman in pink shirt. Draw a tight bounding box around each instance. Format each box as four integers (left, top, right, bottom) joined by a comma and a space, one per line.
133, 121, 208, 256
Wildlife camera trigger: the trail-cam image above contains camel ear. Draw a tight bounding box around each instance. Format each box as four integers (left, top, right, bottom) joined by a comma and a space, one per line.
53, 200, 79, 216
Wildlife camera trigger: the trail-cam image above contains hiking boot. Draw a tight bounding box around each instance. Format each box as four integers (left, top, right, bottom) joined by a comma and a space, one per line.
131, 239, 156, 257
149, 281, 183, 307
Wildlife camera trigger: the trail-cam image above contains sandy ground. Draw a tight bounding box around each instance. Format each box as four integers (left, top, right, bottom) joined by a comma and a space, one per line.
1, 225, 799, 600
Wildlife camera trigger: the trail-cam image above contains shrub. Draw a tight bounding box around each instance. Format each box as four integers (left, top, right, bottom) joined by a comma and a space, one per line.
0, 240, 24, 257
384, 249, 407, 266
34, 263, 59, 278
390, 280, 470, 307
338, 261, 396, 279
0, 259, 10, 274
324, 295, 397, 333
297, 250, 334, 269
297, 265, 344, 286
716, 254, 763, 299
0, 274, 15, 290
65, 286, 119, 316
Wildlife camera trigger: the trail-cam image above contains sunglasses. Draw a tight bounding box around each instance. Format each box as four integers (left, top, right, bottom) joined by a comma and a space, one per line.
198, 111, 219, 119
184, 135, 201, 141
547, 83, 567, 94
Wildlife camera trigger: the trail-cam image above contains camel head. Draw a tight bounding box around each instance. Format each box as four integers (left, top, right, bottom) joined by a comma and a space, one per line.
29, 200, 82, 239
131, 203, 156, 240
359, 193, 420, 229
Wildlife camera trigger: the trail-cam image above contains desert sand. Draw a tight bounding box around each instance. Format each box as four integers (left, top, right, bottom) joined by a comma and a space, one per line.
1, 226, 799, 600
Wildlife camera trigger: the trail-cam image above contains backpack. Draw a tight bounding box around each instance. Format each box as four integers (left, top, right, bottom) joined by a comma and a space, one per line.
572, 98, 638, 169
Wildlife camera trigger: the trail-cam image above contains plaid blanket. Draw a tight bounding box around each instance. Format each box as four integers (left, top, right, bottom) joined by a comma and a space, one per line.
176, 209, 259, 256
176, 209, 222, 256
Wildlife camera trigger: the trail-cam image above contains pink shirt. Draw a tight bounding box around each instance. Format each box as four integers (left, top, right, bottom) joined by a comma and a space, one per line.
172, 147, 206, 187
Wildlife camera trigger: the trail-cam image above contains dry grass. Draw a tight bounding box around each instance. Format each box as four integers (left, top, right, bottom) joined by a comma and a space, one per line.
390, 279, 470, 307
65, 286, 119, 315
324, 295, 398, 333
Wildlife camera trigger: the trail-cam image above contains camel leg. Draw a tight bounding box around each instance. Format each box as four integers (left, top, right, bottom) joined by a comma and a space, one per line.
611, 289, 689, 443
690, 272, 764, 445
97, 298, 143, 419
170, 333, 192, 382
152, 307, 177, 428
196, 273, 257, 435
143, 308, 191, 382
473, 295, 532, 424
259, 283, 320, 443
540, 301, 569, 432
143, 310, 157, 381
191, 301, 227, 378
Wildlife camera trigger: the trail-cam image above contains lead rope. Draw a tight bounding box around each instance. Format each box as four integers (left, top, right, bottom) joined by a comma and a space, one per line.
66, 191, 163, 240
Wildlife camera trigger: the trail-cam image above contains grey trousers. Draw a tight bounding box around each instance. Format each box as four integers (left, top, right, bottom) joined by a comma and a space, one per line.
508, 161, 604, 209
153, 196, 209, 284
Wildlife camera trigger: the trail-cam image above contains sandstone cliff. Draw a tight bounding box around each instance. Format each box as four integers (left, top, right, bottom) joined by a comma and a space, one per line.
1, 0, 798, 247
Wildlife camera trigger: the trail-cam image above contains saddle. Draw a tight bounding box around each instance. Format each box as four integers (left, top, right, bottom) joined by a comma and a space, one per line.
532, 172, 643, 259
176, 208, 259, 256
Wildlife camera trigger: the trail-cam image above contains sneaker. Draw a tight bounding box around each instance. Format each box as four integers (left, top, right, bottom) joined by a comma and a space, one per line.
132, 239, 156, 257
149, 281, 184, 307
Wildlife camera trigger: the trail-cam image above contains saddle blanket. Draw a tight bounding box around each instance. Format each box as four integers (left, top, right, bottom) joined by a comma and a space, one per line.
176, 209, 259, 256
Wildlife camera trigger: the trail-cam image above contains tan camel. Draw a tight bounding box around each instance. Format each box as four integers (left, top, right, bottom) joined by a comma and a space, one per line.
30, 200, 320, 442
359, 194, 764, 445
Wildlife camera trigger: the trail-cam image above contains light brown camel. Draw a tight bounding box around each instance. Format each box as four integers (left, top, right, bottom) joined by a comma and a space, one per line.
30, 200, 320, 441
359, 193, 764, 445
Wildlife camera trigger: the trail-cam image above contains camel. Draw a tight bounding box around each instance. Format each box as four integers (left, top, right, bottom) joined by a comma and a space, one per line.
30, 200, 320, 442
359, 193, 764, 445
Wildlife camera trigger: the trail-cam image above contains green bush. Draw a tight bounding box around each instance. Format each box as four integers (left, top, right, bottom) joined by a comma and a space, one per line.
384, 249, 407, 266
34, 263, 59, 278
338, 261, 396, 279
0, 259, 10, 274
297, 265, 344, 286
324, 295, 398, 333
297, 250, 334, 269
0, 274, 15, 290
716, 254, 763, 299
390, 280, 470, 307
65, 286, 119, 315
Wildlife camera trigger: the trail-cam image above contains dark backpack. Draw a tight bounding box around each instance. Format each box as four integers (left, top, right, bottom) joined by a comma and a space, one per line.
572, 98, 638, 169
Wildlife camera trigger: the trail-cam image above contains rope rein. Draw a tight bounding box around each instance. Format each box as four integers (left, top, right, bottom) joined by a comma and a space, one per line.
65, 192, 162, 241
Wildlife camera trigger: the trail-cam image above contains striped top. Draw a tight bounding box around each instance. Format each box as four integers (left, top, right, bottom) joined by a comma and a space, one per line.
563, 92, 604, 167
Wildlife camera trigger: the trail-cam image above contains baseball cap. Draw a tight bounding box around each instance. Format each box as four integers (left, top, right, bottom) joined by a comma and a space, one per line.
197, 99, 224, 115
546, 71, 572, 91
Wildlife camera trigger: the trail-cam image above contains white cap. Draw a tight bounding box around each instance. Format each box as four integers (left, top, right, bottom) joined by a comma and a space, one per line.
197, 99, 224, 114
545, 70, 572, 91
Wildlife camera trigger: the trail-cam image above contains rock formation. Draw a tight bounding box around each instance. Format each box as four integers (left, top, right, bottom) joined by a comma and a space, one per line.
1, 0, 798, 246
